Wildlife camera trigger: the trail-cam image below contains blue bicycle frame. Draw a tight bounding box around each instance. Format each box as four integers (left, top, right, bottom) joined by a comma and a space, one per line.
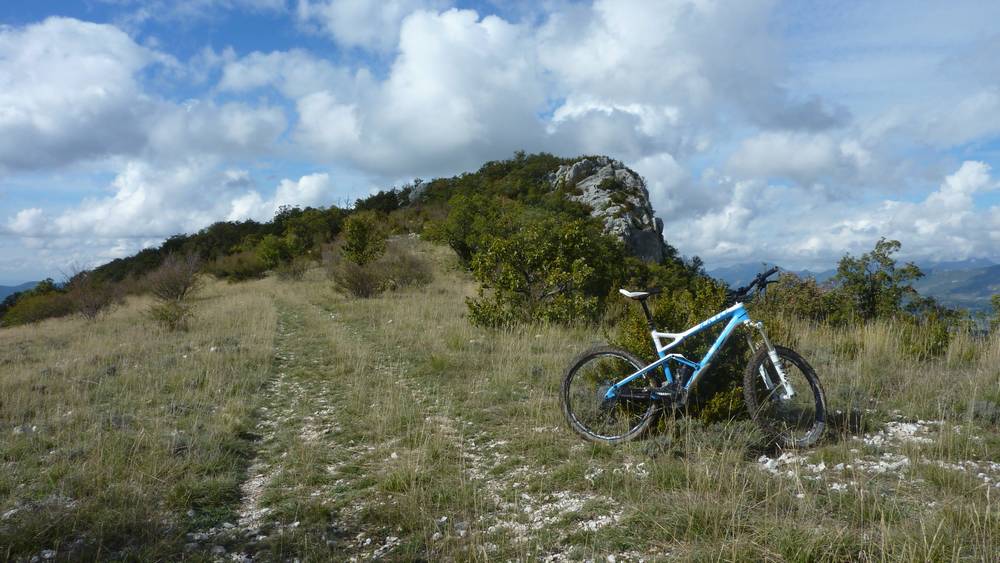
604, 302, 752, 400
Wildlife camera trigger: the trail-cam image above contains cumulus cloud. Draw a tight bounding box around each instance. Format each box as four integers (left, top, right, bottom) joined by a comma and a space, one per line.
5, 160, 341, 242
668, 161, 1000, 267
726, 131, 874, 187
227, 173, 335, 220
285, 8, 547, 177
0, 17, 159, 172
296, 0, 447, 52
4, 1, 1000, 281
0, 17, 291, 174
217, 48, 368, 99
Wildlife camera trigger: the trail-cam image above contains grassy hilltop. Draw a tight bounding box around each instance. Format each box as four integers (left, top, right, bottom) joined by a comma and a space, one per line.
2, 236, 1000, 561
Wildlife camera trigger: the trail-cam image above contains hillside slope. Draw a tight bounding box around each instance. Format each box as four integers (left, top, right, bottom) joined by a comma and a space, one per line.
913, 264, 1000, 312
2, 239, 999, 560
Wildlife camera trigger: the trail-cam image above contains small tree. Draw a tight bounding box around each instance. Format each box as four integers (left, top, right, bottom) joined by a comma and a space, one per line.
256, 234, 292, 269
341, 211, 387, 266
429, 193, 514, 264
65, 270, 120, 321
832, 238, 923, 321
147, 254, 201, 302
145, 253, 201, 331
466, 216, 618, 326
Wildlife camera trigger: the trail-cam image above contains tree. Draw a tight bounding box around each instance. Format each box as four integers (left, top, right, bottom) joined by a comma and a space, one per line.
832, 238, 923, 321
466, 215, 619, 326
341, 211, 387, 266
256, 234, 292, 269
145, 253, 201, 331
431, 193, 515, 264
65, 269, 120, 320
283, 207, 342, 256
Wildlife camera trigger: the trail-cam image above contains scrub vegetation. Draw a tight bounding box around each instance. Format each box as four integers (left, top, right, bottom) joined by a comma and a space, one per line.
2, 153, 999, 560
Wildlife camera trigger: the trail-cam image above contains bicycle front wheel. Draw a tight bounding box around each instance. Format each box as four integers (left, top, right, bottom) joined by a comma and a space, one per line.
743, 345, 826, 448
561, 346, 660, 444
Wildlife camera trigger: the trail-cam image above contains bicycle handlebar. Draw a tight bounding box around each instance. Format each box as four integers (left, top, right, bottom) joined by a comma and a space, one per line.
729, 267, 779, 303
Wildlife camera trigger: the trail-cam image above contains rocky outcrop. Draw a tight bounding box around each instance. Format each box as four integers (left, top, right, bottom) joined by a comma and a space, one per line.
549, 156, 665, 262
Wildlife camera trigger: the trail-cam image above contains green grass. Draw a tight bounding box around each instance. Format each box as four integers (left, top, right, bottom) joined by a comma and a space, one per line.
2, 238, 999, 561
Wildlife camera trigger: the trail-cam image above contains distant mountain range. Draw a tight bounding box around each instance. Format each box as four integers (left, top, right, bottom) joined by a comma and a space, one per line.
709, 259, 999, 313
0, 281, 39, 301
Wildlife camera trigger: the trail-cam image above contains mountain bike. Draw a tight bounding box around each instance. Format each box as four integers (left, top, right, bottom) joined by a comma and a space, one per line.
560, 268, 827, 448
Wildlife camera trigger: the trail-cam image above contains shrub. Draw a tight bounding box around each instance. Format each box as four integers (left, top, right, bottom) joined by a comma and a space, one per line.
611, 276, 748, 412
144, 253, 200, 331
204, 251, 268, 282
147, 301, 193, 331
899, 315, 952, 361
331, 260, 383, 298
328, 239, 433, 298
466, 215, 618, 326
146, 254, 201, 302
256, 234, 292, 269
341, 211, 387, 266
377, 240, 433, 290
1, 292, 74, 326
991, 294, 1000, 334
832, 238, 923, 321
426, 193, 515, 264
65, 272, 121, 321
276, 256, 312, 281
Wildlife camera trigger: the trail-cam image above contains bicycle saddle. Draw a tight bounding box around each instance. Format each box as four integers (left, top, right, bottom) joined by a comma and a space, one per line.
618, 288, 662, 300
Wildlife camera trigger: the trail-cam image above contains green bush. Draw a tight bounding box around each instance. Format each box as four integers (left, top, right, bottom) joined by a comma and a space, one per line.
341, 211, 387, 266
991, 294, 1000, 334
329, 239, 433, 298
832, 238, 923, 321
899, 315, 952, 361
425, 193, 515, 264
466, 215, 618, 326
610, 277, 748, 412
1, 292, 74, 326
147, 301, 193, 331
204, 251, 268, 282
256, 234, 293, 269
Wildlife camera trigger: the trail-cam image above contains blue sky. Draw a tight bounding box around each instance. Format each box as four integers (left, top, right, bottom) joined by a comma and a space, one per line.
1, 0, 999, 284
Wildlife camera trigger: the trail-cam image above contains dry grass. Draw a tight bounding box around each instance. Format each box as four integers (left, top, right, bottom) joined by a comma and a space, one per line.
0, 279, 276, 560
2, 239, 998, 561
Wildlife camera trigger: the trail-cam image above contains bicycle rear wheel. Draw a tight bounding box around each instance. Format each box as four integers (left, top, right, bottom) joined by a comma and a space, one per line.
561, 346, 661, 444
743, 345, 826, 448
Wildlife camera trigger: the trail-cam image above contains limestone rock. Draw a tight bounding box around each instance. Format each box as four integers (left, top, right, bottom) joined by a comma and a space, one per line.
549, 156, 665, 262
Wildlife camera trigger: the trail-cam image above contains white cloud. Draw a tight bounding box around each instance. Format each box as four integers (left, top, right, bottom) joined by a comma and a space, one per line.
296, 0, 447, 52
0, 17, 159, 172
217, 48, 369, 99
671, 161, 1000, 268
285, 8, 547, 177
727, 131, 873, 186
0, 17, 292, 174
148, 101, 288, 158
6, 160, 339, 241
4, 2, 1000, 281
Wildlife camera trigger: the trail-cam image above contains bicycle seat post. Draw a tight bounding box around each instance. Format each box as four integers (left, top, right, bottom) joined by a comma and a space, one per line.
639, 299, 656, 332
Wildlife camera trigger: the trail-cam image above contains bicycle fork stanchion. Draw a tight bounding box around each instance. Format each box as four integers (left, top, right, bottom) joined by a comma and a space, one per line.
744, 320, 795, 400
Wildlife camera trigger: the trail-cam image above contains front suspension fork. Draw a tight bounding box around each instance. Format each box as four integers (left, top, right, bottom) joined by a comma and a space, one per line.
744, 321, 795, 400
